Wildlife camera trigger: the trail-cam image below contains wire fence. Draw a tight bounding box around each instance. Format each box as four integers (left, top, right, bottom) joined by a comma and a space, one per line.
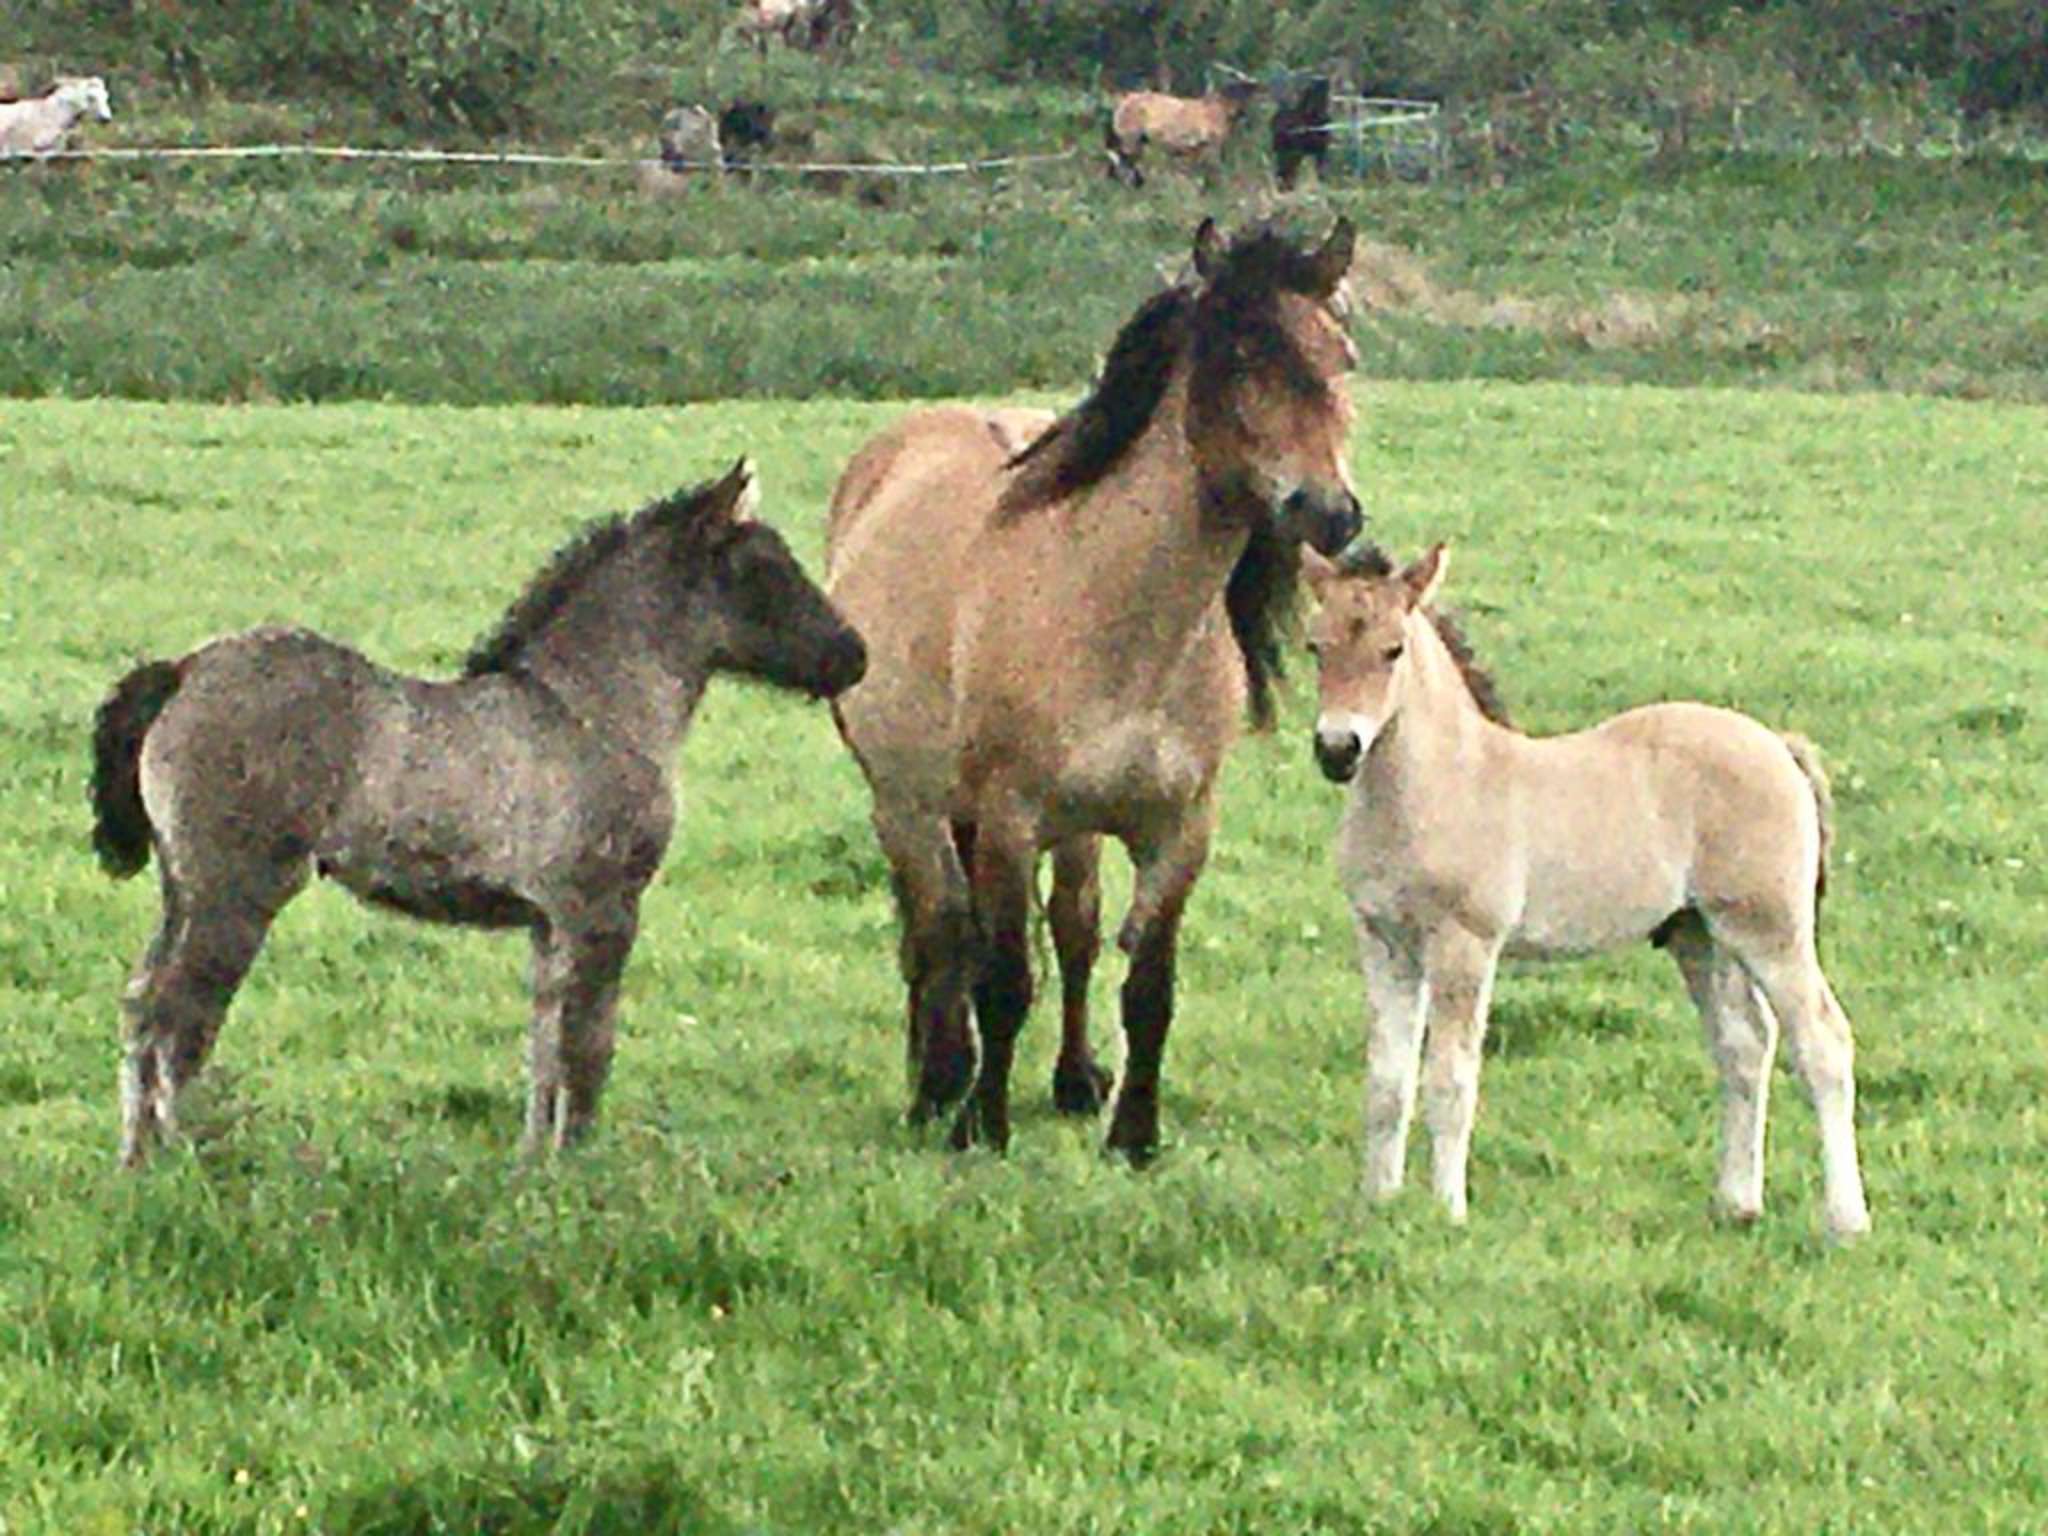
12, 142, 1080, 177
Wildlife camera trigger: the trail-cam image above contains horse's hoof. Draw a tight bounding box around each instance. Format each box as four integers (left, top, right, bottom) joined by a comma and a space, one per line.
908, 1064, 972, 1126
1051, 1059, 1113, 1117
1103, 1127, 1160, 1169
1712, 1199, 1763, 1229
948, 1101, 1009, 1154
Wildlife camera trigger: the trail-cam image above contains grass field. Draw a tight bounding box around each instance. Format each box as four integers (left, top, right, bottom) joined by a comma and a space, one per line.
1, 386, 2043, 1532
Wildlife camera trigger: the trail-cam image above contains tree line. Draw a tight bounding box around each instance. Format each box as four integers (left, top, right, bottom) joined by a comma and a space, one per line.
7, 1, 2043, 136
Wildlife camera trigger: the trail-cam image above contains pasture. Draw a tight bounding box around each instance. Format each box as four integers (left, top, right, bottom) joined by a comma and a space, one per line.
4, 62, 2047, 408
2, 386, 2043, 1532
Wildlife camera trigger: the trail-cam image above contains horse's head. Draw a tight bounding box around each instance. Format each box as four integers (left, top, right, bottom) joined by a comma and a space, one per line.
1218, 77, 1262, 115
53, 76, 112, 123
1185, 216, 1363, 558
685, 460, 868, 699
1303, 542, 1446, 781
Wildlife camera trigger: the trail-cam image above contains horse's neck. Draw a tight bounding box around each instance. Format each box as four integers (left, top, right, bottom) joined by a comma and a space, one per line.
519, 549, 707, 760
1365, 618, 1500, 794
1066, 380, 1246, 653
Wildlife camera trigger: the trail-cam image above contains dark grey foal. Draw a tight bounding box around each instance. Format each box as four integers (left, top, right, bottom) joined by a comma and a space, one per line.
90, 460, 866, 1165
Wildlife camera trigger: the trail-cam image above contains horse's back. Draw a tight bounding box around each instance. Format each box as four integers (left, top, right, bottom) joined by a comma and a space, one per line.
1113, 91, 1228, 155
1576, 701, 1823, 907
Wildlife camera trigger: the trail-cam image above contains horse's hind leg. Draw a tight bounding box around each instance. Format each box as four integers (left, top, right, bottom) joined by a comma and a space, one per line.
877, 810, 975, 1123
1048, 835, 1111, 1115
119, 870, 298, 1166
1719, 924, 1871, 1240
951, 813, 1037, 1154
525, 912, 638, 1154
1664, 914, 1777, 1224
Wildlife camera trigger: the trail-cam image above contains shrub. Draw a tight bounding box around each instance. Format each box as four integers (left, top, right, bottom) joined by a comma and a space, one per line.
113, 0, 629, 134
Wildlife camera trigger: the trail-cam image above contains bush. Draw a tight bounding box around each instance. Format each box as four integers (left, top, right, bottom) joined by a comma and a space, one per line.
111, 0, 630, 134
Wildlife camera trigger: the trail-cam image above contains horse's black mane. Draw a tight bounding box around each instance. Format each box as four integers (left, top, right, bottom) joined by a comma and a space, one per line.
462, 480, 723, 678
1225, 520, 1301, 731
1000, 284, 1193, 513
1427, 608, 1511, 726
1337, 540, 1511, 726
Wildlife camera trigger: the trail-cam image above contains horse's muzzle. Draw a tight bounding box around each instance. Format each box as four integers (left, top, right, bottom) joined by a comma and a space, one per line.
1282, 486, 1365, 557
816, 630, 868, 698
1313, 728, 1362, 783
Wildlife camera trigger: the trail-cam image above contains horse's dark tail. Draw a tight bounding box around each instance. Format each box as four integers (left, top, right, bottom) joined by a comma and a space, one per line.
91, 658, 182, 878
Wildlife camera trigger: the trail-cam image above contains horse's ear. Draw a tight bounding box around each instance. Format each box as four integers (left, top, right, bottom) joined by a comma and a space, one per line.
1311, 217, 1357, 296
706, 457, 760, 522
1402, 542, 1449, 609
1192, 217, 1225, 280
1300, 544, 1339, 596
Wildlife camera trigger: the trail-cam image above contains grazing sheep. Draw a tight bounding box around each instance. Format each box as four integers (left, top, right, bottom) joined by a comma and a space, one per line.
660, 104, 723, 172
733, 0, 859, 54
0, 75, 113, 158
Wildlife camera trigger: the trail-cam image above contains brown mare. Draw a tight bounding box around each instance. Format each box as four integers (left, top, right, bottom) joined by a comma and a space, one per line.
827, 219, 1364, 1159
1104, 80, 1260, 188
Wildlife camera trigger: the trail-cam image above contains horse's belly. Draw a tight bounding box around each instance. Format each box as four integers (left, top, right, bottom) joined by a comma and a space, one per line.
1507, 870, 1686, 959
1056, 717, 1212, 829
1155, 125, 1217, 156
320, 852, 539, 929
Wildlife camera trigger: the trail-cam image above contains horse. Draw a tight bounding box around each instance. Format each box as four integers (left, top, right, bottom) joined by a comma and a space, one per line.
718, 99, 776, 172
1104, 79, 1260, 189
1272, 75, 1334, 189
826, 217, 1365, 1160
91, 461, 867, 1168
0, 75, 112, 157
1303, 542, 1871, 1240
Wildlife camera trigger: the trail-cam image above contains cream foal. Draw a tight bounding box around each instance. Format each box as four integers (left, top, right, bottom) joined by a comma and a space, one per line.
1306, 544, 1870, 1240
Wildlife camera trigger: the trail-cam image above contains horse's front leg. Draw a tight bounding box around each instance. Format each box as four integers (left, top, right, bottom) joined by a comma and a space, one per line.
524, 911, 637, 1155
1418, 923, 1503, 1223
1353, 914, 1427, 1205
1048, 835, 1112, 1115
950, 816, 1036, 1153
1104, 805, 1216, 1165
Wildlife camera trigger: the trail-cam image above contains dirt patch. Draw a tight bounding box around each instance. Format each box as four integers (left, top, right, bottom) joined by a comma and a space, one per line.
1349, 237, 1776, 354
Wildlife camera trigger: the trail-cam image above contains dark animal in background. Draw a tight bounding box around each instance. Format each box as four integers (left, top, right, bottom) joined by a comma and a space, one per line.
1272, 75, 1334, 189
93, 461, 867, 1166
719, 99, 777, 172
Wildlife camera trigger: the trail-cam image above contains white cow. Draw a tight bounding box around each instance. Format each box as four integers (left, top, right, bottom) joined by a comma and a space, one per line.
0, 76, 114, 158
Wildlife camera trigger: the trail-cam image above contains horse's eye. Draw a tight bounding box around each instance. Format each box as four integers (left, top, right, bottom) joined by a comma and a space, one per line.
1305, 639, 1323, 659
1382, 642, 1405, 663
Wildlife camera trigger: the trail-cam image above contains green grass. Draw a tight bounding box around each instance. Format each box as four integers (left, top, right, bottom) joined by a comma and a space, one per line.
1, 387, 2044, 1532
